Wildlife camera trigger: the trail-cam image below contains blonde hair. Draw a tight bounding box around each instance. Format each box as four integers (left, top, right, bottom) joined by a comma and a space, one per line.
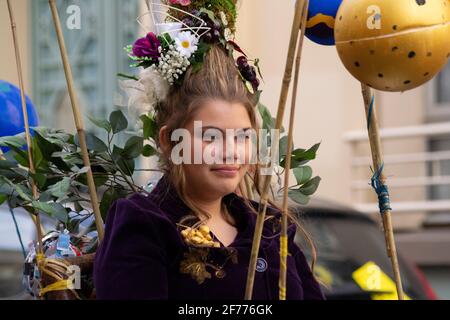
154, 45, 317, 272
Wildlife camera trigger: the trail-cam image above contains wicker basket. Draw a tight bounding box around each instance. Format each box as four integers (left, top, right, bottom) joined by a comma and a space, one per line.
40, 253, 96, 300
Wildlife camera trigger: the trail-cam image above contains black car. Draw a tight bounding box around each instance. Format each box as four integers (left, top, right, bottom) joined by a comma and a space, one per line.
292, 199, 437, 300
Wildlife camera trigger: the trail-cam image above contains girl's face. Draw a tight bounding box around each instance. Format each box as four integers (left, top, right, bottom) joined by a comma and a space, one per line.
169, 99, 254, 200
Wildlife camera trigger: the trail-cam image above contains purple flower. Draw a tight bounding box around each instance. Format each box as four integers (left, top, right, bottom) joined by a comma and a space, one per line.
132, 32, 161, 59
251, 78, 260, 91
237, 56, 249, 69
237, 56, 260, 91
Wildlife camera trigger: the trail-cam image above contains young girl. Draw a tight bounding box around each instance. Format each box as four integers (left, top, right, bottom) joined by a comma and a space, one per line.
93, 42, 324, 299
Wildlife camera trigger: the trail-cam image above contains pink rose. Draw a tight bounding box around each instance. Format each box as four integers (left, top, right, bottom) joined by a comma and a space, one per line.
168, 0, 191, 6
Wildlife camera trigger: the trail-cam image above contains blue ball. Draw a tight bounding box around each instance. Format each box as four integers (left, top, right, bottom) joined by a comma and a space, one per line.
0, 80, 39, 153
305, 0, 343, 46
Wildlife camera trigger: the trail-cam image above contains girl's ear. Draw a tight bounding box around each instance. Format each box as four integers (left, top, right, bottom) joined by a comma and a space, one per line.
159, 125, 170, 155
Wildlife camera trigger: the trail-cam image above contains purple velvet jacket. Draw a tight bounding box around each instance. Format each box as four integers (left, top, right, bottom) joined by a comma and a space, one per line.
93, 175, 325, 300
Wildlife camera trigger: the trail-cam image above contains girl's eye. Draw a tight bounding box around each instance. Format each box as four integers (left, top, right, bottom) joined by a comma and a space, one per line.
203, 129, 222, 142
235, 129, 252, 141
235, 133, 248, 140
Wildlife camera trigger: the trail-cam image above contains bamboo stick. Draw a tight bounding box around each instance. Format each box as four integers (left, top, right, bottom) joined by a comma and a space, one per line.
245, 0, 308, 300
361, 83, 404, 300
278, 0, 309, 300
48, 0, 104, 241
6, 0, 45, 252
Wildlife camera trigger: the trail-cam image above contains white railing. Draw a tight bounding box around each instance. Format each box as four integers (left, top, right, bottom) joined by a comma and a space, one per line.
344, 121, 450, 142
345, 122, 450, 214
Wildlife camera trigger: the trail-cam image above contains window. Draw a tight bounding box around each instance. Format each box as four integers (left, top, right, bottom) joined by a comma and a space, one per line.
427, 62, 450, 119
31, 0, 140, 133
435, 63, 450, 105
427, 136, 450, 201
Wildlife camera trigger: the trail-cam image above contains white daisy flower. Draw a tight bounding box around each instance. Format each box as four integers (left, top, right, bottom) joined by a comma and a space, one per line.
175, 31, 199, 58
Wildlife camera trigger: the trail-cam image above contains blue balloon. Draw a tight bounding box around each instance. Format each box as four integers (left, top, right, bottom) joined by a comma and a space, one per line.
0, 80, 39, 153
305, 0, 343, 46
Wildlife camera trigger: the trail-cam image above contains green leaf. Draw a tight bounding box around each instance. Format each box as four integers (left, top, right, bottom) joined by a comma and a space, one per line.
0, 177, 32, 201
299, 176, 321, 196
109, 110, 128, 134
122, 136, 144, 159
117, 157, 135, 177
31, 136, 44, 169
0, 160, 18, 170
0, 194, 7, 206
100, 187, 119, 220
0, 178, 15, 196
293, 143, 321, 163
199, 7, 217, 22
0, 135, 26, 148
117, 73, 139, 81
64, 154, 84, 167
88, 115, 112, 133
140, 114, 157, 140
258, 103, 275, 131
279, 136, 294, 161
32, 201, 68, 223
39, 191, 53, 202
158, 33, 174, 49
288, 189, 310, 205
47, 177, 71, 199
0, 169, 16, 180
35, 132, 71, 171
142, 144, 157, 157
93, 173, 109, 188
84, 132, 108, 153
112, 145, 124, 162
4, 145, 29, 167
293, 166, 313, 185
30, 172, 47, 189
281, 142, 321, 168
191, 42, 211, 73
11, 167, 29, 179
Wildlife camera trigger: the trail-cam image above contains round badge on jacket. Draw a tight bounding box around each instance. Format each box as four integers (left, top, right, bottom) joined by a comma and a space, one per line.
256, 258, 268, 272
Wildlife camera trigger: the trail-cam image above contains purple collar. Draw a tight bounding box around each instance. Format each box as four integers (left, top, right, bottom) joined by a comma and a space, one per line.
147, 174, 282, 248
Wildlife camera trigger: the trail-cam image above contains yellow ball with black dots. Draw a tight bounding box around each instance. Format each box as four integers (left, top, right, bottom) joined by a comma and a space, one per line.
334, 0, 450, 92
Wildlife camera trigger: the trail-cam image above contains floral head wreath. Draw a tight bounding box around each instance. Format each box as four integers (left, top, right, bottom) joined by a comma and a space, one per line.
121, 0, 263, 125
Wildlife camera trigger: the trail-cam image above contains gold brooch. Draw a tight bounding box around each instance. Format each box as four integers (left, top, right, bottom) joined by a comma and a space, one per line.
180, 225, 221, 248
178, 224, 238, 284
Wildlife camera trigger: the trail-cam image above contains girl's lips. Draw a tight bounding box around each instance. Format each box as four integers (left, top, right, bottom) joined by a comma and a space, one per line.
210, 167, 240, 177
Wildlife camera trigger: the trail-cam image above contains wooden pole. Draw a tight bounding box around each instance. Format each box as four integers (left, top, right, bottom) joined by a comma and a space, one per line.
6, 0, 45, 252
361, 83, 404, 300
48, 0, 104, 242
245, 0, 308, 300
278, 0, 309, 300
